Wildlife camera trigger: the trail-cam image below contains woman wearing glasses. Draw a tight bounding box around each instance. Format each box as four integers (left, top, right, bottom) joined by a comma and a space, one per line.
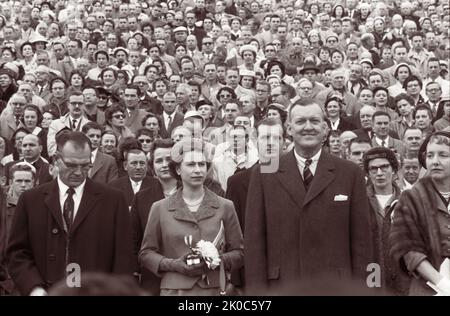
139, 138, 243, 296
390, 131, 450, 295
363, 147, 405, 295
104, 105, 134, 143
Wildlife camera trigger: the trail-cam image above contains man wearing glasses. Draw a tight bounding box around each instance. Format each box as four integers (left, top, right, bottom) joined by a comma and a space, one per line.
7, 132, 134, 295
47, 91, 91, 157
0, 94, 27, 140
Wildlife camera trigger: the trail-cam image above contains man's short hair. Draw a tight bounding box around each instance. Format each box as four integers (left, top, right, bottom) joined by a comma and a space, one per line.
56, 131, 92, 153
81, 122, 103, 134
9, 161, 36, 180
372, 111, 391, 122
348, 137, 372, 152
413, 105, 433, 119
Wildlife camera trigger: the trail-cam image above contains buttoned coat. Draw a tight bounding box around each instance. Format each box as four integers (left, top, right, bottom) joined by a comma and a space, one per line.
6, 179, 134, 295
139, 188, 244, 292
244, 150, 374, 295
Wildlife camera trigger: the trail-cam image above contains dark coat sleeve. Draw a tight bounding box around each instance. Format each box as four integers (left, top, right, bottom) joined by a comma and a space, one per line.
244, 166, 268, 293
349, 165, 375, 280
6, 191, 46, 295
225, 176, 245, 232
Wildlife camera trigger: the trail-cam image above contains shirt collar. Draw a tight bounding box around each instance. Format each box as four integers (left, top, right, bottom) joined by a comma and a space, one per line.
91, 148, 98, 163
293, 148, 322, 165
57, 176, 86, 197
375, 136, 389, 145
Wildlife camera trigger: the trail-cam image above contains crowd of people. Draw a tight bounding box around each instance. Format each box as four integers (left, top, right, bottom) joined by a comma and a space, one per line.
0, 0, 449, 296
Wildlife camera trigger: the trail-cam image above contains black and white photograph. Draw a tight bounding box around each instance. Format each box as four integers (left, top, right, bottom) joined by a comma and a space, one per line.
0, 0, 449, 302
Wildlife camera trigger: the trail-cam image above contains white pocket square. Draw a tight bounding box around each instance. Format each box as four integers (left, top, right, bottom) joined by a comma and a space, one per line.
334, 194, 348, 201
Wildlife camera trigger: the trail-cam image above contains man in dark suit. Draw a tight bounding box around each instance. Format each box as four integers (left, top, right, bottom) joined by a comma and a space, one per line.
6, 132, 134, 295
185, 10, 207, 50
159, 92, 184, 139
81, 122, 118, 184
4, 134, 53, 186
245, 102, 374, 295
123, 84, 149, 135
226, 118, 284, 288
130, 181, 164, 295
109, 149, 155, 207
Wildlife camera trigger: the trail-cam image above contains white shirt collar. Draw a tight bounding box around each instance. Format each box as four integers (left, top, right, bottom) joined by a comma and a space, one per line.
375, 136, 390, 147
330, 118, 340, 130
293, 148, 322, 176
57, 176, 86, 197
91, 148, 98, 163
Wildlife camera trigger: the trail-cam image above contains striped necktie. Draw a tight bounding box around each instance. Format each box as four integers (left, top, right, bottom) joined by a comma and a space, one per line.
303, 159, 313, 190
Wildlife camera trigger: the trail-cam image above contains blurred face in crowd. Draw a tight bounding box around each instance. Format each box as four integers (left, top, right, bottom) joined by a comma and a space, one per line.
397, 99, 413, 118
359, 89, 374, 106
348, 141, 371, 169
11, 170, 34, 197
22, 134, 42, 162
372, 114, 390, 139
101, 134, 117, 154
23, 108, 38, 130
226, 70, 239, 89
425, 82, 442, 102
125, 151, 148, 182
225, 102, 240, 125
68, 94, 85, 119
403, 128, 423, 151
415, 109, 432, 130
402, 157, 420, 184
369, 74, 384, 89
171, 126, 192, 143
153, 146, 173, 181
11, 96, 26, 117
85, 128, 102, 150
374, 90, 388, 107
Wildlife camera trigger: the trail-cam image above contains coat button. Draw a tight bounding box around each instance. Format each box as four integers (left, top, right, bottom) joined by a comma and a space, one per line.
52, 228, 59, 234
48, 254, 56, 261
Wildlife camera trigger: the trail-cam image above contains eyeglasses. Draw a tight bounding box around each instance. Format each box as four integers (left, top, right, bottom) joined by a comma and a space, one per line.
59, 157, 92, 171
138, 138, 152, 143
113, 114, 125, 119
99, 95, 108, 100
368, 164, 391, 174
70, 102, 84, 106
203, 42, 213, 45
220, 94, 231, 98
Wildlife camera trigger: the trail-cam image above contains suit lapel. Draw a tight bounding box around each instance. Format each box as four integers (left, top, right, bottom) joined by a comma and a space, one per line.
275, 151, 306, 209
70, 179, 100, 234
303, 151, 336, 207
44, 180, 65, 231
89, 152, 103, 177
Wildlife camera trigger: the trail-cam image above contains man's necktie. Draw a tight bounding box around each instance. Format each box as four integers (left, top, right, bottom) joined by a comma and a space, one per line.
381, 140, 386, 148
72, 119, 78, 131
39, 85, 43, 95
167, 115, 172, 130
63, 188, 75, 231
15, 116, 20, 127
303, 159, 313, 190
